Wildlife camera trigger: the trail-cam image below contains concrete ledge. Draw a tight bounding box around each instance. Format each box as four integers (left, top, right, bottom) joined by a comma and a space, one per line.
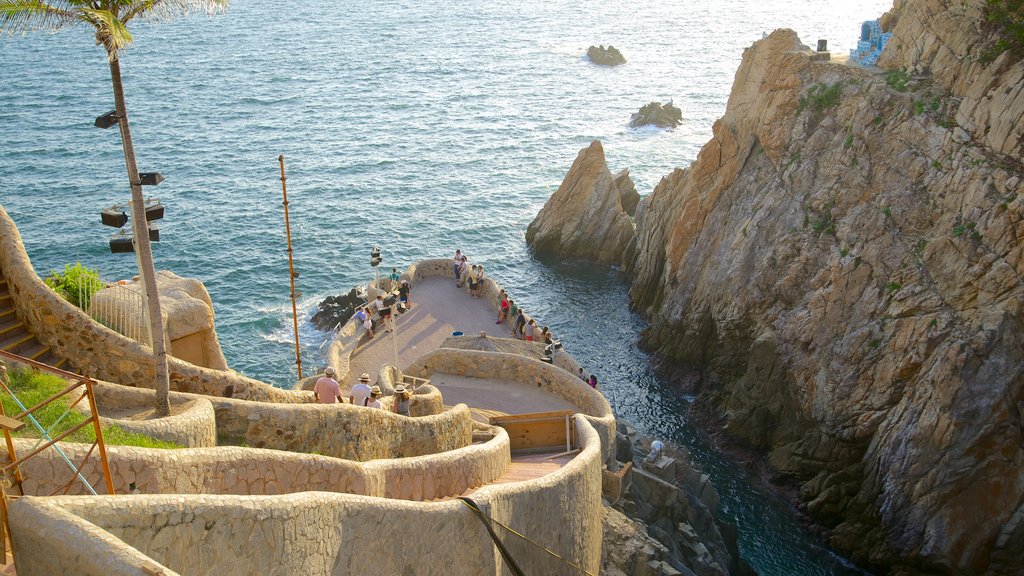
406, 348, 616, 464
91, 380, 473, 461
7, 422, 509, 500
7, 416, 602, 576
97, 396, 217, 448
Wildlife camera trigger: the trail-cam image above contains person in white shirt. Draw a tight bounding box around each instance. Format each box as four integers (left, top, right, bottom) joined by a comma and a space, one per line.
349, 373, 373, 406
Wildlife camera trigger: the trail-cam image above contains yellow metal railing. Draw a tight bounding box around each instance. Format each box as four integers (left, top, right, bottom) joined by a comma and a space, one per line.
0, 350, 114, 563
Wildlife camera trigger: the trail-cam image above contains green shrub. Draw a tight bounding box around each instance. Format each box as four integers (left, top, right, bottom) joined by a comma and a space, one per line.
798, 82, 843, 116
979, 0, 1024, 62
844, 134, 855, 149
1, 368, 180, 449
885, 69, 911, 92
886, 281, 902, 292
44, 262, 103, 310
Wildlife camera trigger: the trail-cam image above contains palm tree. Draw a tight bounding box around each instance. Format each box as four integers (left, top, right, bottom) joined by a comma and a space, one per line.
1, 1, 227, 416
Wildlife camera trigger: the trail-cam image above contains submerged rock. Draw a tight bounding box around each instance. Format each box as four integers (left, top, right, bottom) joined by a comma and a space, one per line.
588, 44, 627, 66
526, 140, 636, 264
630, 101, 683, 128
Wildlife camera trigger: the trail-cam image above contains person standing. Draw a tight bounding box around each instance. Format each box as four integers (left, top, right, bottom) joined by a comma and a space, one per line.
453, 250, 462, 281
373, 294, 393, 332
392, 384, 412, 416
496, 291, 509, 324
313, 367, 343, 404
398, 280, 411, 309
507, 299, 519, 334
524, 319, 536, 341
355, 305, 374, 339
389, 267, 401, 290
350, 373, 373, 406
365, 386, 383, 409
473, 266, 485, 298
514, 310, 526, 338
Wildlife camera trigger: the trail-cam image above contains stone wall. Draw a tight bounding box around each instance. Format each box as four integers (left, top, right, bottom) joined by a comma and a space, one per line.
405, 348, 616, 463
97, 396, 217, 448
0, 206, 304, 404
6, 423, 508, 500
9, 415, 603, 576
91, 381, 472, 462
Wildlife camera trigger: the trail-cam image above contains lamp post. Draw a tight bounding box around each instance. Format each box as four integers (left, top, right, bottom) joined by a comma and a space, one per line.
95, 102, 171, 417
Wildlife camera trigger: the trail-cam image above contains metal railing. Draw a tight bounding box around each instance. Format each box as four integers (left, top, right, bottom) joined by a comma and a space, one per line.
78, 279, 149, 345
0, 351, 114, 562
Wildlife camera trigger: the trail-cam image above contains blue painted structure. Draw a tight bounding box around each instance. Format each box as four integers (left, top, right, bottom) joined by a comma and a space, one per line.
849, 19, 892, 66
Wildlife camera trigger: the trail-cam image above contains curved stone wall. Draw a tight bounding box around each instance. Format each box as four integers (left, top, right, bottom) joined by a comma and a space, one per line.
0, 206, 303, 404
91, 381, 473, 461
7, 423, 508, 500
96, 397, 217, 448
8, 415, 601, 576
406, 348, 616, 463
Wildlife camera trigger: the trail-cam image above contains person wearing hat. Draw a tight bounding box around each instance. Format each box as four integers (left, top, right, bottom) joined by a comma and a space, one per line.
350, 373, 373, 407
365, 386, 383, 409
392, 384, 412, 416
313, 367, 342, 404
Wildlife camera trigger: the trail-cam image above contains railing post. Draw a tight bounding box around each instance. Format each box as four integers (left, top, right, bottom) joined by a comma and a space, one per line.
565, 414, 571, 453
84, 378, 115, 495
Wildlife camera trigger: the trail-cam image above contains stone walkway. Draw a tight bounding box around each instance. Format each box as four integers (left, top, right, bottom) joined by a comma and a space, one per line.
344, 277, 506, 386
346, 277, 577, 418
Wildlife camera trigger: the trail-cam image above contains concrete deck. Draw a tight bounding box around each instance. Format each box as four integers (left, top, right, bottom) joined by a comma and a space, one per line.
346, 277, 575, 417
345, 277, 509, 386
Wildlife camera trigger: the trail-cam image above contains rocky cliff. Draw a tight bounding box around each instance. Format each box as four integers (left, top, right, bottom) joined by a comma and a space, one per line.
526, 140, 636, 264
535, 1, 1024, 573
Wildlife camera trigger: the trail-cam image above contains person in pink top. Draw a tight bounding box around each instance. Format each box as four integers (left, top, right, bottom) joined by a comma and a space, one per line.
313, 367, 343, 404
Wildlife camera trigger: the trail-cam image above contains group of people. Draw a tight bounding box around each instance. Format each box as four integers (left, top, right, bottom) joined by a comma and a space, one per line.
312, 368, 413, 416
452, 249, 602, 391
354, 272, 412, 341
453, 250, 486, 298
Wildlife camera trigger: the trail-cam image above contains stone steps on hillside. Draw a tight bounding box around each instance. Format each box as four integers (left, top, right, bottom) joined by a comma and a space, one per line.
0, 273, 67, 370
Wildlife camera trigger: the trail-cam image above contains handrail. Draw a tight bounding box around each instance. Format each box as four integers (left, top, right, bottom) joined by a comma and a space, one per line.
317, 321, 342, 356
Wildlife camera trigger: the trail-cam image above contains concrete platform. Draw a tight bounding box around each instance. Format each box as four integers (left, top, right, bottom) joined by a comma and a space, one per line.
345, 277, 510, 386
346, 277, 577, 418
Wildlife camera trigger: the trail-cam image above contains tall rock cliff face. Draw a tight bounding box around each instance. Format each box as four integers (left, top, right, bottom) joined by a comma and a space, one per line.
620, 3, 1024, 574
526, 141, 636, 264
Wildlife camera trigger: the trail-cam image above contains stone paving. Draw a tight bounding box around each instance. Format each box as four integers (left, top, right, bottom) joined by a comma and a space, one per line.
345, 276, 508, 385
346, 276, 579, 417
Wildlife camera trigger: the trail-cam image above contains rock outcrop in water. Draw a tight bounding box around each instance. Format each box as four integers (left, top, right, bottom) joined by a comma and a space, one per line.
588, 44, 626, 66
526, 140, 635, 264
536, 1, 1024, 573
631, 101, 683, 128
309, 288, 363, 331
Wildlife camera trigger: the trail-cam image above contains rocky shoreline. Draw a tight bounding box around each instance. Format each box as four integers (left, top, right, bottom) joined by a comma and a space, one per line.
526, 1, 1024, 572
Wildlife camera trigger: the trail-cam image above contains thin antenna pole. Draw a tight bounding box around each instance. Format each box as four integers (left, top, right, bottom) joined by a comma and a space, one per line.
279, 155, 303, 380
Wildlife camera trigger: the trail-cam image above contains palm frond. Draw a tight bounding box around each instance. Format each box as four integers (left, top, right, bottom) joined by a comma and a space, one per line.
0, 1, 79, 34
126, 0, 226, 23
81, 6, 133, 52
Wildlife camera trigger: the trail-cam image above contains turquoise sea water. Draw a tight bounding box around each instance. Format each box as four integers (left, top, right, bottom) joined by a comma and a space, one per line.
1, 1, 891, 573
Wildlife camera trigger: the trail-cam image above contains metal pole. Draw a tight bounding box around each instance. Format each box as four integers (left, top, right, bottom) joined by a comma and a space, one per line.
83, 378, 115, 495
278, 155, 303, 380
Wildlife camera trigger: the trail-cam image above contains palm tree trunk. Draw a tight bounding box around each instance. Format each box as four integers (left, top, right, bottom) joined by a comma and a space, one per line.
108, 53, 171, 417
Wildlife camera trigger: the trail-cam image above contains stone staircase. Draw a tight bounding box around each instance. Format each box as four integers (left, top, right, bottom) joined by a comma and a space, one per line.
0, 272, 66, 369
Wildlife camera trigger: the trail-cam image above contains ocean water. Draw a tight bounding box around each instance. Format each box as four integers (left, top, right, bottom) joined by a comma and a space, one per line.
0, 1, 891, 574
